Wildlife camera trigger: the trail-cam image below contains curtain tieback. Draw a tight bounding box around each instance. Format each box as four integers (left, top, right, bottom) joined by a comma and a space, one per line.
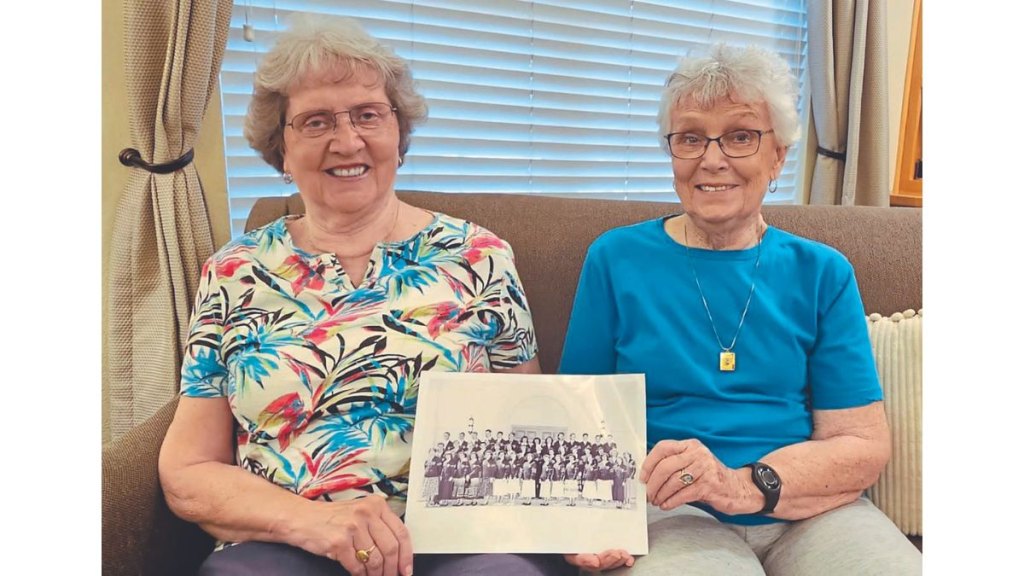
118, 147, 195, 174
816, 146, 846, 162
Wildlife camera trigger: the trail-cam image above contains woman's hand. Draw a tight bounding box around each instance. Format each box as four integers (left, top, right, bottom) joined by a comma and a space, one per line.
564, 550, 634, 572
640, 439, 755, 516
294, 494, 413, 576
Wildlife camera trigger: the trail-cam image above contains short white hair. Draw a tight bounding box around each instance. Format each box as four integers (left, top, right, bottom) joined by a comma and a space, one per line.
657, 44, 800, 151
244, 14, 427, 172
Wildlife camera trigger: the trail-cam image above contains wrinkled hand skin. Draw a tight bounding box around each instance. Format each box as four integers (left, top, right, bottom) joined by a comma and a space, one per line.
295, 495, 414, 576
641, 439, 758, 516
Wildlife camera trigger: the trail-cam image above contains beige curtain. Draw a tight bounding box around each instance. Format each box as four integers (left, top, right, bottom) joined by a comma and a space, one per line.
807, 0, 889, 206
107, 0, 233, 438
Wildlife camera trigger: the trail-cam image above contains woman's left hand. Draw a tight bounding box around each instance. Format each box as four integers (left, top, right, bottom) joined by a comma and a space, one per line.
563, 550, 634, 572
640, 439, 748, 514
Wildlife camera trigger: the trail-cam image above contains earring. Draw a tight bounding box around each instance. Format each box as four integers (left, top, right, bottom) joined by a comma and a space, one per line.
282, 172, 293, 184
398, 156, 405, 168
768, 178, 778, 194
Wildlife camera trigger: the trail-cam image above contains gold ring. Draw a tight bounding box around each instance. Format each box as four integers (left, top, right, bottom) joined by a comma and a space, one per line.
355, 544, 376, 564
679, 470, 695, 486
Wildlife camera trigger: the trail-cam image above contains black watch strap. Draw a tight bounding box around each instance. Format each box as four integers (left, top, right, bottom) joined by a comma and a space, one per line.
746, 462, 782, 515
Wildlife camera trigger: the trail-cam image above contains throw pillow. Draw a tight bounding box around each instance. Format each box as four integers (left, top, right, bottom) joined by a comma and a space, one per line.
864, 309, 922, 536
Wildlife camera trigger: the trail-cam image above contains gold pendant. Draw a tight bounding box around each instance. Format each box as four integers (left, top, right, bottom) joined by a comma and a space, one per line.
719, 351, 736, 372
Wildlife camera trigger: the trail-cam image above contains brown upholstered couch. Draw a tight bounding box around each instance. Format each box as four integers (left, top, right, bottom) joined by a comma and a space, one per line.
102, 191, 922, 575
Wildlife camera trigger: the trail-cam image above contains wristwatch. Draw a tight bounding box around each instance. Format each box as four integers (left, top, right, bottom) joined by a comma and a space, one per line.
745, 462, 782, 514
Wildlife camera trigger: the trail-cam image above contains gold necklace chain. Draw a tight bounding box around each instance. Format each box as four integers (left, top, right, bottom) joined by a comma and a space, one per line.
682, 219, 763, 372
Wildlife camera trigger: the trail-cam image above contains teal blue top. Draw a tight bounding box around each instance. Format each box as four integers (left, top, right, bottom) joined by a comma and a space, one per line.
558, 217, 882, 526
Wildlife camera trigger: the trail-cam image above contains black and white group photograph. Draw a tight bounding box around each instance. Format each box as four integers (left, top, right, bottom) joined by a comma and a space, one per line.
406, 372, 648, 555
420, 428, 639, 510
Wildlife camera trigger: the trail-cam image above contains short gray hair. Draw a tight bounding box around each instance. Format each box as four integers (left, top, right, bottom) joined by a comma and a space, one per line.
657, 44, 800, 151
244, 14, 428, 173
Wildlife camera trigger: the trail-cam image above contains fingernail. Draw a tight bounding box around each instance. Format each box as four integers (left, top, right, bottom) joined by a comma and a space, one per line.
405, 567, 414, 576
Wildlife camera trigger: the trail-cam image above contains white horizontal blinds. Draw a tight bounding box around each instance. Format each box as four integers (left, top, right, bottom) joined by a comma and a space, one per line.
403, 1, 535, 198
221, 0, 808, 236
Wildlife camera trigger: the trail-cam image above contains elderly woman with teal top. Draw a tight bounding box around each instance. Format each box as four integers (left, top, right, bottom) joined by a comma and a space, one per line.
559, 45, 922, 574
155, 14, 588, 576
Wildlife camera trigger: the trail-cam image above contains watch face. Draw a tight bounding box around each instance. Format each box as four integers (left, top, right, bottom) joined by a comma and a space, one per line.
756, 465, 781, 490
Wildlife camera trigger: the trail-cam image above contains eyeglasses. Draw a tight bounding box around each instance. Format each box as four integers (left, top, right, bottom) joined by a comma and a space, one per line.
285, 102, 397, 138
664, 129, 774, 159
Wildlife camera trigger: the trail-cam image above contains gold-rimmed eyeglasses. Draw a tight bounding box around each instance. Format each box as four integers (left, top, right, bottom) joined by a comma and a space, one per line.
665, 129, 774, 159
285, 102, 397, 138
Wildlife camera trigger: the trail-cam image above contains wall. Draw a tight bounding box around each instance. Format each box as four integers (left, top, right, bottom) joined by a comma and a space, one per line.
102, 0, 231, 442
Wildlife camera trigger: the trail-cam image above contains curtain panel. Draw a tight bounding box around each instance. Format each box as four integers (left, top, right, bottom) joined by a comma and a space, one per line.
807, 0, 889, 206
107, 0, 232, 438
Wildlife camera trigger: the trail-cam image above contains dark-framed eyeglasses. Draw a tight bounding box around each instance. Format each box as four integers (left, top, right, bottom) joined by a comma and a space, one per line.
285, 102, 398, 138
664, 129, 775, 159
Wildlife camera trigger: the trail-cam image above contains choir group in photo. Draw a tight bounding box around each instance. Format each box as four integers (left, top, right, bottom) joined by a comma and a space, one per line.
420, 429, 638, 509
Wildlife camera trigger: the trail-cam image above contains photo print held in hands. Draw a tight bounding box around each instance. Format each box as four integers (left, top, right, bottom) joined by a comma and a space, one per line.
406, 373, 648, 555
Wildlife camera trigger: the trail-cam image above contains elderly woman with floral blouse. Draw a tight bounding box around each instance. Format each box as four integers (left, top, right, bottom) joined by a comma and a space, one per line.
157, 15, 574, 576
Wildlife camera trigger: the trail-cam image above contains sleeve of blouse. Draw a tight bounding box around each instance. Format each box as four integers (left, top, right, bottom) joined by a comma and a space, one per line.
558, 242, 617, 375
484, 241, 539, 369
179, 258, 229, 398
807, 256, 884, 409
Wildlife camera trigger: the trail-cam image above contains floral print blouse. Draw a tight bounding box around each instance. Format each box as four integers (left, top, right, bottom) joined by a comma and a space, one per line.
179, 213, 537, 516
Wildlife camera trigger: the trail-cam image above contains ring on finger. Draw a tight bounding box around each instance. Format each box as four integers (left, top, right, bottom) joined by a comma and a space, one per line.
678, 470, 695, 486
355, 544, 377, 564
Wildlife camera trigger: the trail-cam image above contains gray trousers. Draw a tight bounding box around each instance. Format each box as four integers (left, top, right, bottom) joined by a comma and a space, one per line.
198, 542, 574, 576
605, 497, 921, 576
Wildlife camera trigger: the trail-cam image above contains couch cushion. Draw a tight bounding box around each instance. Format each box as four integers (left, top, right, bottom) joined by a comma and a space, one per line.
865, 310, 922, 536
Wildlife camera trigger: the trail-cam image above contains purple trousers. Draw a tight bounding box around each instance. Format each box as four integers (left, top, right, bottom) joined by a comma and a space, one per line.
197, 541, 575, 576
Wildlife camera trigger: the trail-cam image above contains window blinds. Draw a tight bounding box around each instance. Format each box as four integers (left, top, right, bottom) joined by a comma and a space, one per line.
221, 0, 808, 236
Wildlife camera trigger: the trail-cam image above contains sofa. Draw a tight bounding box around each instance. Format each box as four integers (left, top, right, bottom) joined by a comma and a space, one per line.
102, 191, 922, 575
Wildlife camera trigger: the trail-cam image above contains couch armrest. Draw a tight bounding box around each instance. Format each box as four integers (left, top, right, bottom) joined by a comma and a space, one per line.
102, 397, 214, 575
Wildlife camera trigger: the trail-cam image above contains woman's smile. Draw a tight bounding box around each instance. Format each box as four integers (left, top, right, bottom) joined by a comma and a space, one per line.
324, 164, 369, 178
694, 184, 737, 193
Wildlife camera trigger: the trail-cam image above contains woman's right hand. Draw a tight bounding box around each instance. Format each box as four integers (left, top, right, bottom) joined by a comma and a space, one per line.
564, 550, 634, 572
161, 396, 412, 574
294, 494, 413, 576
